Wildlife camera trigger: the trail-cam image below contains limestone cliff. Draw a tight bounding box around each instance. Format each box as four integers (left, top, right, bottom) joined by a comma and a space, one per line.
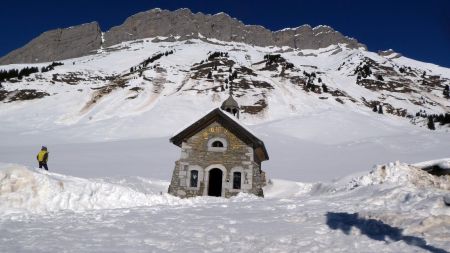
0, 8, 365, 64
0, 22, 102, 64
104, 8, 364, 49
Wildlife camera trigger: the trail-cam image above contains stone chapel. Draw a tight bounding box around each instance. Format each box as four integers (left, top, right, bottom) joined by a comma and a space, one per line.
168, 95, 269, 198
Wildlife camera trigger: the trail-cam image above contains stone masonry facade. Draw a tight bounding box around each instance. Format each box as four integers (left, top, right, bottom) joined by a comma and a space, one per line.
168, 121, 265, 198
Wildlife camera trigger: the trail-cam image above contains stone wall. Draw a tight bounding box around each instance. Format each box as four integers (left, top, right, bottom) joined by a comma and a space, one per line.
168, 121, 265, 198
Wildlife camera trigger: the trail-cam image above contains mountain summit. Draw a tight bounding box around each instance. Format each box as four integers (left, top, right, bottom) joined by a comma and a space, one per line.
0, 8, 364, 64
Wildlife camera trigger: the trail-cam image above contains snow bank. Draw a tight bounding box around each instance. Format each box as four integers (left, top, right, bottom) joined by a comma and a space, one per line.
0, 165, 257, 215
344, 161, 450, 191
0, 165, 169, 214
414, 158, 450, 170
263, 179, 313, 198
1, 161, 449, 217
335, 162, 450, 223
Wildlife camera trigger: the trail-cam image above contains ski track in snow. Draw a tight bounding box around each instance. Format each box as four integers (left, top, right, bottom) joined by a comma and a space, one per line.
0, 163, 449, 253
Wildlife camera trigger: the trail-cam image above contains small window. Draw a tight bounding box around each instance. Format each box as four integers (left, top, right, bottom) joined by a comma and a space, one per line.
212, 141, 224, 148
233, 172, 241, 189
190, 170, 198, 187
207, 138, 227, 151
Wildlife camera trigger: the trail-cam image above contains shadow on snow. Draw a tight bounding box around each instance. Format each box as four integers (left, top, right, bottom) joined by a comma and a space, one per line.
326, 212, 448, 253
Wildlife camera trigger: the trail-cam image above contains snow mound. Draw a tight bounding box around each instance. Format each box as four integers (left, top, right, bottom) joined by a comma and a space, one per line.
0, 165, 173, 214
414, 158, 450, 171
263, 179, 313, 198
345, 161, 450, 191
0, 165, 257, 215
1, 161, 449, 217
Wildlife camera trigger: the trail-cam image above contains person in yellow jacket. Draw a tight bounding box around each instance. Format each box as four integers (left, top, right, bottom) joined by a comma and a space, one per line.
36, 146, 49, 171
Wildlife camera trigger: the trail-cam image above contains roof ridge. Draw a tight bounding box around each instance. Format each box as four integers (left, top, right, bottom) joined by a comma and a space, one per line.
170, 108, 269, 161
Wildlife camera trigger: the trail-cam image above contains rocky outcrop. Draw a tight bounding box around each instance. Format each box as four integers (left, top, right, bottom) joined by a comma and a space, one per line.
0, 8, 366, 64
104, 8, 365, 50
378, 49, 402, 59
103, 9, 274, 47
273, 25, 362, 50
0, 22, 102, 64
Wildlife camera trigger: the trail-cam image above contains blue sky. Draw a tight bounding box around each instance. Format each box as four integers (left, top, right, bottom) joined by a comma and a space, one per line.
1, 0, 449, 67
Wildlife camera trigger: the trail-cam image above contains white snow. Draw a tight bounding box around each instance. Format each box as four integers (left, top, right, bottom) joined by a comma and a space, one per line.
0, 165, 175, 215
0, 35, 450, 252
414, 158, 450, 170
1, 46, 449, 179
0, 162, 449, 252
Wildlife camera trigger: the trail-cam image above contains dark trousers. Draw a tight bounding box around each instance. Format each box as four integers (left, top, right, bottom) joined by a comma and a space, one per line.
39, 162, 48, 171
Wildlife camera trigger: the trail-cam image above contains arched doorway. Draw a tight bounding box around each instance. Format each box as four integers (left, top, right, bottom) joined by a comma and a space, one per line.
208, 168, 223, 197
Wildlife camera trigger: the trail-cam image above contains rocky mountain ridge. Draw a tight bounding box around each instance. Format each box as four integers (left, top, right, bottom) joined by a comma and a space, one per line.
0, 8, 364, 64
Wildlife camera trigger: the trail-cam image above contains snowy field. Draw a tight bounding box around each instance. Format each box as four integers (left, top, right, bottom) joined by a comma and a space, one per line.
1, 93, 450, 252
1, 105, 450, 181
0, 162, 449, 252
0, 36, 450, 252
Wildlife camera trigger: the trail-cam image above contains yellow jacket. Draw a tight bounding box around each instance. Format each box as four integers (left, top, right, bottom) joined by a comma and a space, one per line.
37, 150, 48, 163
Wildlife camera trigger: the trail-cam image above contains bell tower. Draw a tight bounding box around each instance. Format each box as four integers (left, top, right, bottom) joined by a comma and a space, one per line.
220, 94, 240, 118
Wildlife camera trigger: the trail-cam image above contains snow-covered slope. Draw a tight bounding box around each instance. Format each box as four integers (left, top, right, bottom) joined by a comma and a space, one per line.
1, 37, 450, 181
0, 162, 449, 252
0, 38, 449, 142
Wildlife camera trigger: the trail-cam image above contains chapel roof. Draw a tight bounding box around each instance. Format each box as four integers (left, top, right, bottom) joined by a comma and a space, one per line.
170, 108, 269, 161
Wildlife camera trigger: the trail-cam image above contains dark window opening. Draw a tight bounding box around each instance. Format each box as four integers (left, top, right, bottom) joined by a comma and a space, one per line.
190, 170, 198, 187
232, 108, 237, 115
233, 172, 241, 189
212, 140, 224, 147
226, 108, 231, 112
